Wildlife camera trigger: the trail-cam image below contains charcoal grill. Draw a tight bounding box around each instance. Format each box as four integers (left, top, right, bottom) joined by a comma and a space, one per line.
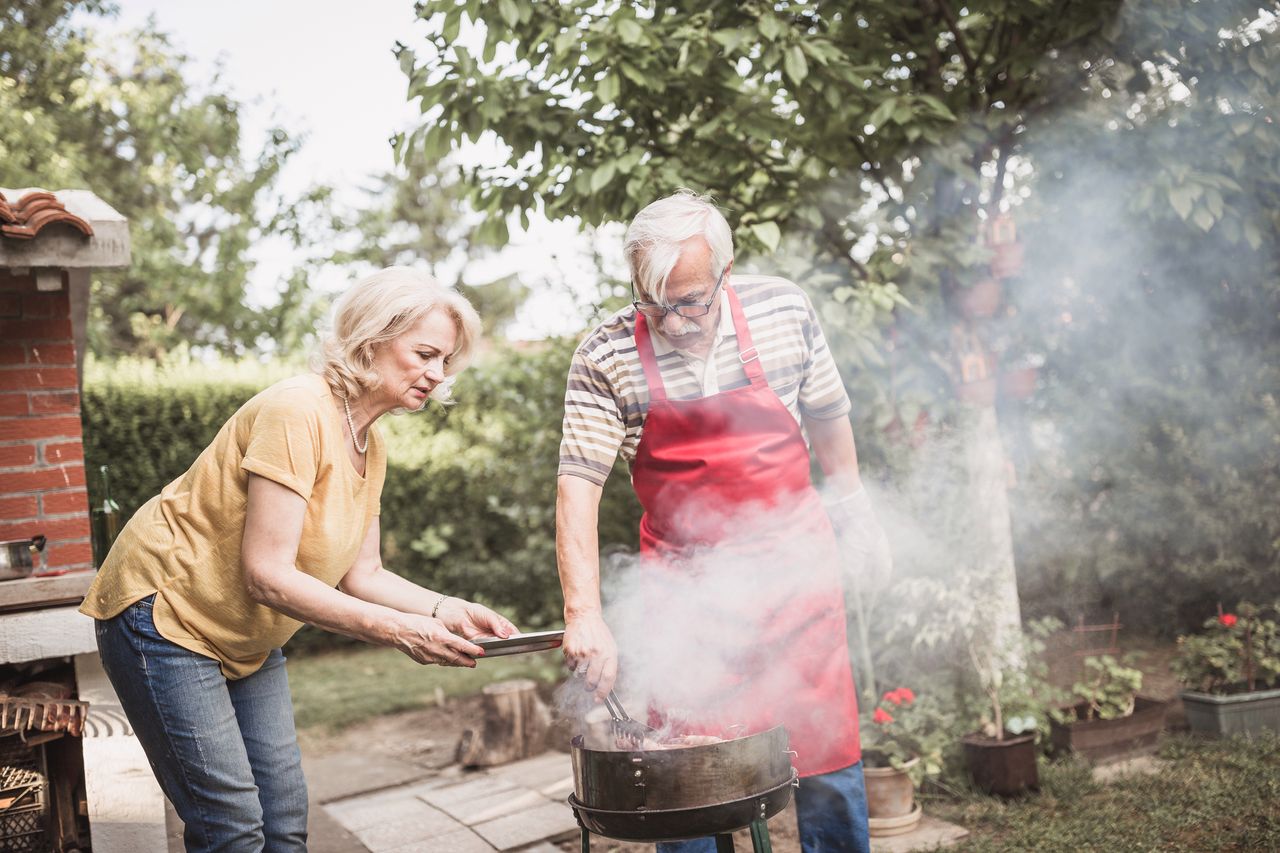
568, 725, 796, 851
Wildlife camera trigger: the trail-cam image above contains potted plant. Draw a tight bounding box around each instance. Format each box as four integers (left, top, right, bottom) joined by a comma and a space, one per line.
958, 617, 1064, 796
860, 687, 949, 838
985, 213, 1024, 279
1173, 603, 1280, 737
1049, 654, 1169, 764
953, 276, 1003, 319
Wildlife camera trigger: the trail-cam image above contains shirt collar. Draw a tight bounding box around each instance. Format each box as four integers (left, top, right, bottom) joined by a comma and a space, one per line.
646, 285, 735, 358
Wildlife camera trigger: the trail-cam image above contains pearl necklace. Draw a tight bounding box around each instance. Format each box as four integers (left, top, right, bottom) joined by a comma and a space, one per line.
341, 394, 368, 455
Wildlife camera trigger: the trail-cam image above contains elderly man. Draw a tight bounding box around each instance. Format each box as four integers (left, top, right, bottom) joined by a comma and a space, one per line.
557, 191, 888, 853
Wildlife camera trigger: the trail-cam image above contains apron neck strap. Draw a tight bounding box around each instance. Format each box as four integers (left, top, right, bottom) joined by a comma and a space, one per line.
633, 284, 767, 403
726, 285, 768, 389
634, 311, 668, 402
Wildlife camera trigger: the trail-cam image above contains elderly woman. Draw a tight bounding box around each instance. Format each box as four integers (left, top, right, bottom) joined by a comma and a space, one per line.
80, 267, 517, 852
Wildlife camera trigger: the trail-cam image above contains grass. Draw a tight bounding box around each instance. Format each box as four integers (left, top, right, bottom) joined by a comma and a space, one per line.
285, 645, 565, 731
928, 733, 1280, 852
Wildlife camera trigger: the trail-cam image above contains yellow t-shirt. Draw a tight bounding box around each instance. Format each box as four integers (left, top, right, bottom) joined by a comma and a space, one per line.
81, 373, 387, 678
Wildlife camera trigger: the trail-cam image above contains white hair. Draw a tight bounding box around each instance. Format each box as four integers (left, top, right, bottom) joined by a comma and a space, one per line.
623, 190, 734, 304
316, 266, 482, 405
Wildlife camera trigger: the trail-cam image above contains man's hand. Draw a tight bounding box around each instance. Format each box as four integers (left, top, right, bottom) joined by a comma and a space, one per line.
438, 598, 518, 641
827, 487, 894, 590
562, 610, 618, 700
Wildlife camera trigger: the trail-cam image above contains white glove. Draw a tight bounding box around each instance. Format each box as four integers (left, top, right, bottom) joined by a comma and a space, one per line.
825, 486, 894, 589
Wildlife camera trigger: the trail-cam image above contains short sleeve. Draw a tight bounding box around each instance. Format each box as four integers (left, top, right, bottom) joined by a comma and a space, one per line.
240, 393, 322, 500
558, 349, 627, 486
796, 290, 853, 420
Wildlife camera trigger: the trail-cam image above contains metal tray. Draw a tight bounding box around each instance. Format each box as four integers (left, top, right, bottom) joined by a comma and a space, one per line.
474, 629, 564, 657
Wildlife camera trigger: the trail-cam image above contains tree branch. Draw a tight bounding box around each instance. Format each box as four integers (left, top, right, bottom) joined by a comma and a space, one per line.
933, 0, 979, 78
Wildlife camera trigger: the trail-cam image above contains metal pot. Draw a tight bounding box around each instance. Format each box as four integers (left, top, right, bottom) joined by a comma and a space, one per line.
569, 725, 796, 841
0, 535, 45, 581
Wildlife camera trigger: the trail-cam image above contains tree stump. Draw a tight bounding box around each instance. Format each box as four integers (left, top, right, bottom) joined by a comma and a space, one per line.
457, 679, 551, 767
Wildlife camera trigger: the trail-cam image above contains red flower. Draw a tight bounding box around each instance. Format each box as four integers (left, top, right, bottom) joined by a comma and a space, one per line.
873, 708, 894, 725
882, 687, 917, 707
1220, 613, 1238, 627
898, 688, 916, 705
883, 690, 903, 706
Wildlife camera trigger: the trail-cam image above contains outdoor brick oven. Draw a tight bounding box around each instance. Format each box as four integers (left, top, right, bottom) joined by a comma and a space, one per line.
0, 189, 166, 851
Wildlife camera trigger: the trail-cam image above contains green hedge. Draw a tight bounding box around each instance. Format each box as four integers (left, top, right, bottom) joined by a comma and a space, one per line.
82, 345, 641, 652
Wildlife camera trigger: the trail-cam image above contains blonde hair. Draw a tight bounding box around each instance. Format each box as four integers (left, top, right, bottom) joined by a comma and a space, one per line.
624, 189, 734, 304
316, 266, 482, 405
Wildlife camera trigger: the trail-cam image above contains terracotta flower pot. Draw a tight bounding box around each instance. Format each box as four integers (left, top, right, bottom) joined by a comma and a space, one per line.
863, 757, 922, 837
999, 366, 1039, 400
954, 278, 1002, 319
955, 376, 998, 407
989, 242, 1024, 279
961, 732, 1038, 796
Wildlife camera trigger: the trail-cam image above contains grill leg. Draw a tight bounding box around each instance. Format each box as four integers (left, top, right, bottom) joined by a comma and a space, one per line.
750, 819, 773, 853
714, 833, 735, 852
580, 827, 590, 852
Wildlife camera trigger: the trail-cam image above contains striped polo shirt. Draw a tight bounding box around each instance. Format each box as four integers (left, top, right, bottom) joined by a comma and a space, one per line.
558, 274, 852, 486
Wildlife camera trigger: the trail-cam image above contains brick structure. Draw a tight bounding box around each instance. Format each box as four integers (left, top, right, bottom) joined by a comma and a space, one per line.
0, 189, 128, 576
0, 269, 93, 572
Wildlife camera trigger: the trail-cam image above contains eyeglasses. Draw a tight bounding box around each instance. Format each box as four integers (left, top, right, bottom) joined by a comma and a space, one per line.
632, 266, 728, 319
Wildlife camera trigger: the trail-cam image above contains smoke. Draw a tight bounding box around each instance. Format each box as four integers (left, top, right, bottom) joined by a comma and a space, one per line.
556, 3, 1278, 742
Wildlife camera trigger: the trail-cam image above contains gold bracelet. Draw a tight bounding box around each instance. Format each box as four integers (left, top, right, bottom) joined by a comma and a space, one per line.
431, 595, 449, 619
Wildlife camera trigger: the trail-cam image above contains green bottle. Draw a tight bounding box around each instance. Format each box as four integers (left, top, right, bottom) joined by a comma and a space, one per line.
91, 465, 122, 566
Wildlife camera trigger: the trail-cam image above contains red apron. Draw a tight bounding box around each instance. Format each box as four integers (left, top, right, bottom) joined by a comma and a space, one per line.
631, 286, 861, 777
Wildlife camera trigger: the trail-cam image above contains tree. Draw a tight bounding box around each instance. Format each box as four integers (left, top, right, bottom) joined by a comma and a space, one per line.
332, 150, 530, 337
0, 0, 324, 357
400, 0, 1280, 676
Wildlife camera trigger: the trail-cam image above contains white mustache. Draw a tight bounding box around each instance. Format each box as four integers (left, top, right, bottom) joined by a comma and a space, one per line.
666, 321, 701, 337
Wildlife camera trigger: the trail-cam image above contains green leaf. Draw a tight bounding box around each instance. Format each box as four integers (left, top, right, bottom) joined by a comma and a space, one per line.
617, 18, 644, 45
1167, 184, 1196, 220
711, 29, 748, 53
917, 94, 956, 121
867, 98, 896, 129
597, 73, 620, 105
589, 160, 616, 193
497, 0, 520, 29
785, 46, 808, 85
759, 14, 784, 42
620, 62, 649, 87
1243, 221, 1263, 251
750, 222, 782, 252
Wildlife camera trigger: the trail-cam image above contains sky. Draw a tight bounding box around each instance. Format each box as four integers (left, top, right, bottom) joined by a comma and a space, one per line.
104, 0, 618, 339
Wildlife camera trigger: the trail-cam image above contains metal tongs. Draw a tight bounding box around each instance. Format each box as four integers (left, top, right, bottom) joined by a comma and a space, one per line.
603, 689, 658, 748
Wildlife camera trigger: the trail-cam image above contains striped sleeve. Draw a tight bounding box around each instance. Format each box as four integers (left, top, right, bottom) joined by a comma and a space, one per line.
795, 290, 853, 420
558, 347, 627, 486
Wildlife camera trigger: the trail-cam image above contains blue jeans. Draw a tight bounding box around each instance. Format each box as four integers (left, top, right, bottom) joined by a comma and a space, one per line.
95, 595, 308, 853
657, 762, 870, 853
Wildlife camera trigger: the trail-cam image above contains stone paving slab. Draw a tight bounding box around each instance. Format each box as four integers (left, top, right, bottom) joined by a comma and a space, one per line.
328, 795, 446, 834
1092, 755, 1169, 783
305, 752, 432, 804
498, 752, 574, 791
470, 800, 581, 851
870, 814, 969, 852
384, 827, 498, 853
352, 804, 467, 852
431, 787, 550, 826
419, 775, 522, 809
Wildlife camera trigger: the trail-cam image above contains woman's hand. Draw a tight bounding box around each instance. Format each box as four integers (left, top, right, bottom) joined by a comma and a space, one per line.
437, 598, 518, 641
387, 612, 486, 667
